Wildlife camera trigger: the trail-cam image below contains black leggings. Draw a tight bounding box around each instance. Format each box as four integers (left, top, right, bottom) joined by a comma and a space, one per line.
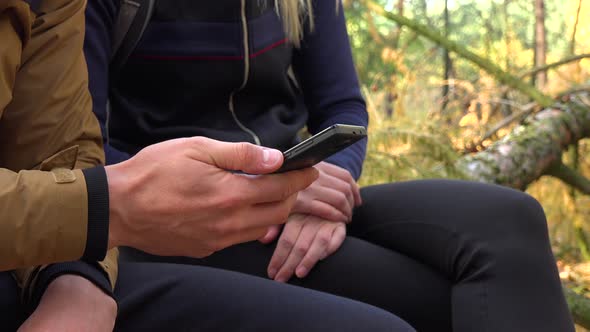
122, 180, 574, 331
0, 265, 412, 332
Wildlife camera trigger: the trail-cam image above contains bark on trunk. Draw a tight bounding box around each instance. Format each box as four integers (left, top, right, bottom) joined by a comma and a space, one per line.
455, 102, 590, 189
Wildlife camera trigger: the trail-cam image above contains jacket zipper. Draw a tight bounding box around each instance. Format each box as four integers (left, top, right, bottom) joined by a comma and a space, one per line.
228, 0, 261, 145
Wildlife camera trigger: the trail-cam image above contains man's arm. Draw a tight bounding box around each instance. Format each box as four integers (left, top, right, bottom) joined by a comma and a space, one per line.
0, 0, 108, 271
0, 0, 117, 312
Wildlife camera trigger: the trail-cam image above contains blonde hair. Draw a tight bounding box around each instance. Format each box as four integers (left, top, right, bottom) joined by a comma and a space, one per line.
276, 0, 340, 47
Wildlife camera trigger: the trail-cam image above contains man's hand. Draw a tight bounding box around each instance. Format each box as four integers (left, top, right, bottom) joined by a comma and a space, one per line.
18, 275, 117, 332
264, 214, 346, 282
106, 137, 318, 258
291, 162, 361, 223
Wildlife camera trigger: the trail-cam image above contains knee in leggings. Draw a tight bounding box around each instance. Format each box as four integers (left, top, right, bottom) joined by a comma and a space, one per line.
461, 182, 548, 240
494, 188, 548, 239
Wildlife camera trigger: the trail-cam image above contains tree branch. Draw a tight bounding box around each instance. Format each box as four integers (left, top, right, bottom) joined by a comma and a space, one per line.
364, 0, 555, 108
546, 161, 590, 195
558, 85, 590, 99
469, 102, 537, 150
519, 53, 590, 80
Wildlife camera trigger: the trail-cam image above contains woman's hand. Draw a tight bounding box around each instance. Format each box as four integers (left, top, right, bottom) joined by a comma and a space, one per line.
265, 214, 346, 282
291, 162, 362, 223
18, 275, 117, 332
258, 162, 360, 281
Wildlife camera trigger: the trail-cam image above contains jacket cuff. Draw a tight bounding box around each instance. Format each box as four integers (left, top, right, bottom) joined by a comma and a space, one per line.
81, 166, 109, 261
29, 261, 114, 311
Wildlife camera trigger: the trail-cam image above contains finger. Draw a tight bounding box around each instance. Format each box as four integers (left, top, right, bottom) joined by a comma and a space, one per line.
240, 194, 298, 229
273, 219, 323, 283
292, 197, 348, 223
312, 186, 354, 219
317, 173, 355, 212
352, 182, 362, 207
267, 216, 306, 279
325, 223, 347, 258
318, 162, 355, 183
239, 167, 319, 204
187, 137, 284, 173
258, 225, 282, 244
295, 222, 335, 278
318, 163, 357, 208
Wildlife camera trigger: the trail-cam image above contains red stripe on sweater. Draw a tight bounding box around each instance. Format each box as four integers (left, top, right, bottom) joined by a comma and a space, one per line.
132, 38, 289, 61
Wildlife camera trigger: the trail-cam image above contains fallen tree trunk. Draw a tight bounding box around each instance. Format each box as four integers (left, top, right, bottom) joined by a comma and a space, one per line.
455, 102, 590, 190
565, 287, 590, 328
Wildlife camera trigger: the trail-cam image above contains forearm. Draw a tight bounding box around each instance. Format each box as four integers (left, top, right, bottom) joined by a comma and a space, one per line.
310, 104, 368, 180
294, 0, 368, 179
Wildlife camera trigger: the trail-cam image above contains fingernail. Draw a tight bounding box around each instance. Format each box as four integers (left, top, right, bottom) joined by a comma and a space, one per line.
296, 266, 308, 278
275, 276, 287, 283
263, 148, 281, 166
338, 212, 348, 223
268, 268, 277, 279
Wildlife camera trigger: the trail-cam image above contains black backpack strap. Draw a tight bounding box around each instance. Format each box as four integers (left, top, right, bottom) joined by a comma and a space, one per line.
110, 0, 155, 74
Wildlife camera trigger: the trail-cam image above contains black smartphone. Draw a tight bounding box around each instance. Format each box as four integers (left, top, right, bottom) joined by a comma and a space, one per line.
275, 124, 367, 173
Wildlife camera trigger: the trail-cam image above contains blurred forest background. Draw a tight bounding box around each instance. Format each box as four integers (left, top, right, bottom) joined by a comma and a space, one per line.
343, 0, 590, 329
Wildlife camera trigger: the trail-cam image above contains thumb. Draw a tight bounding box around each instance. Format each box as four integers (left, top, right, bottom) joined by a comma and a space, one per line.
258, 225, 282, 244
193, 138, 283, 174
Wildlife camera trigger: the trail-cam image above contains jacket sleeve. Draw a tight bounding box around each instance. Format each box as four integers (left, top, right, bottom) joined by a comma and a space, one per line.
85, 0, 132, 165
292, 0, 368, 180
11, 165, 118, 309
0, 0, 118, 305
0, 167, 101, 271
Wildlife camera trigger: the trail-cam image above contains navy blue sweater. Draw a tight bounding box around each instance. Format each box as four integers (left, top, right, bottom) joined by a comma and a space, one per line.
84, 0, 367, 179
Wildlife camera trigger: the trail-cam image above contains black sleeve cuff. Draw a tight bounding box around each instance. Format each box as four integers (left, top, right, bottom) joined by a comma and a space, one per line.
29, 261, 114, 312
81, 166, 110, 261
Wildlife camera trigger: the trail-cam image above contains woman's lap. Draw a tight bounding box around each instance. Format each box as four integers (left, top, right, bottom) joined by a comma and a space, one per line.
351, 180, 573, 331
123, 179, 574, 331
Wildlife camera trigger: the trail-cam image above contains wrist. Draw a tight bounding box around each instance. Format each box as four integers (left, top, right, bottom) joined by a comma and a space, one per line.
29, 261, 114, 313
39, 275, 117, 325
44, 275, 117, 309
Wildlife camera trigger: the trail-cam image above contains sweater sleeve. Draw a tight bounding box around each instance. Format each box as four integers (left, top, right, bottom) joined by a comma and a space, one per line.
292, 0, 368, 180
84, 0, 131, 165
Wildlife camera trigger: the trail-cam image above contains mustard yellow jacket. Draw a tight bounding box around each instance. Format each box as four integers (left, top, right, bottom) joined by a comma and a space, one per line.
0, 0, 118, 301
